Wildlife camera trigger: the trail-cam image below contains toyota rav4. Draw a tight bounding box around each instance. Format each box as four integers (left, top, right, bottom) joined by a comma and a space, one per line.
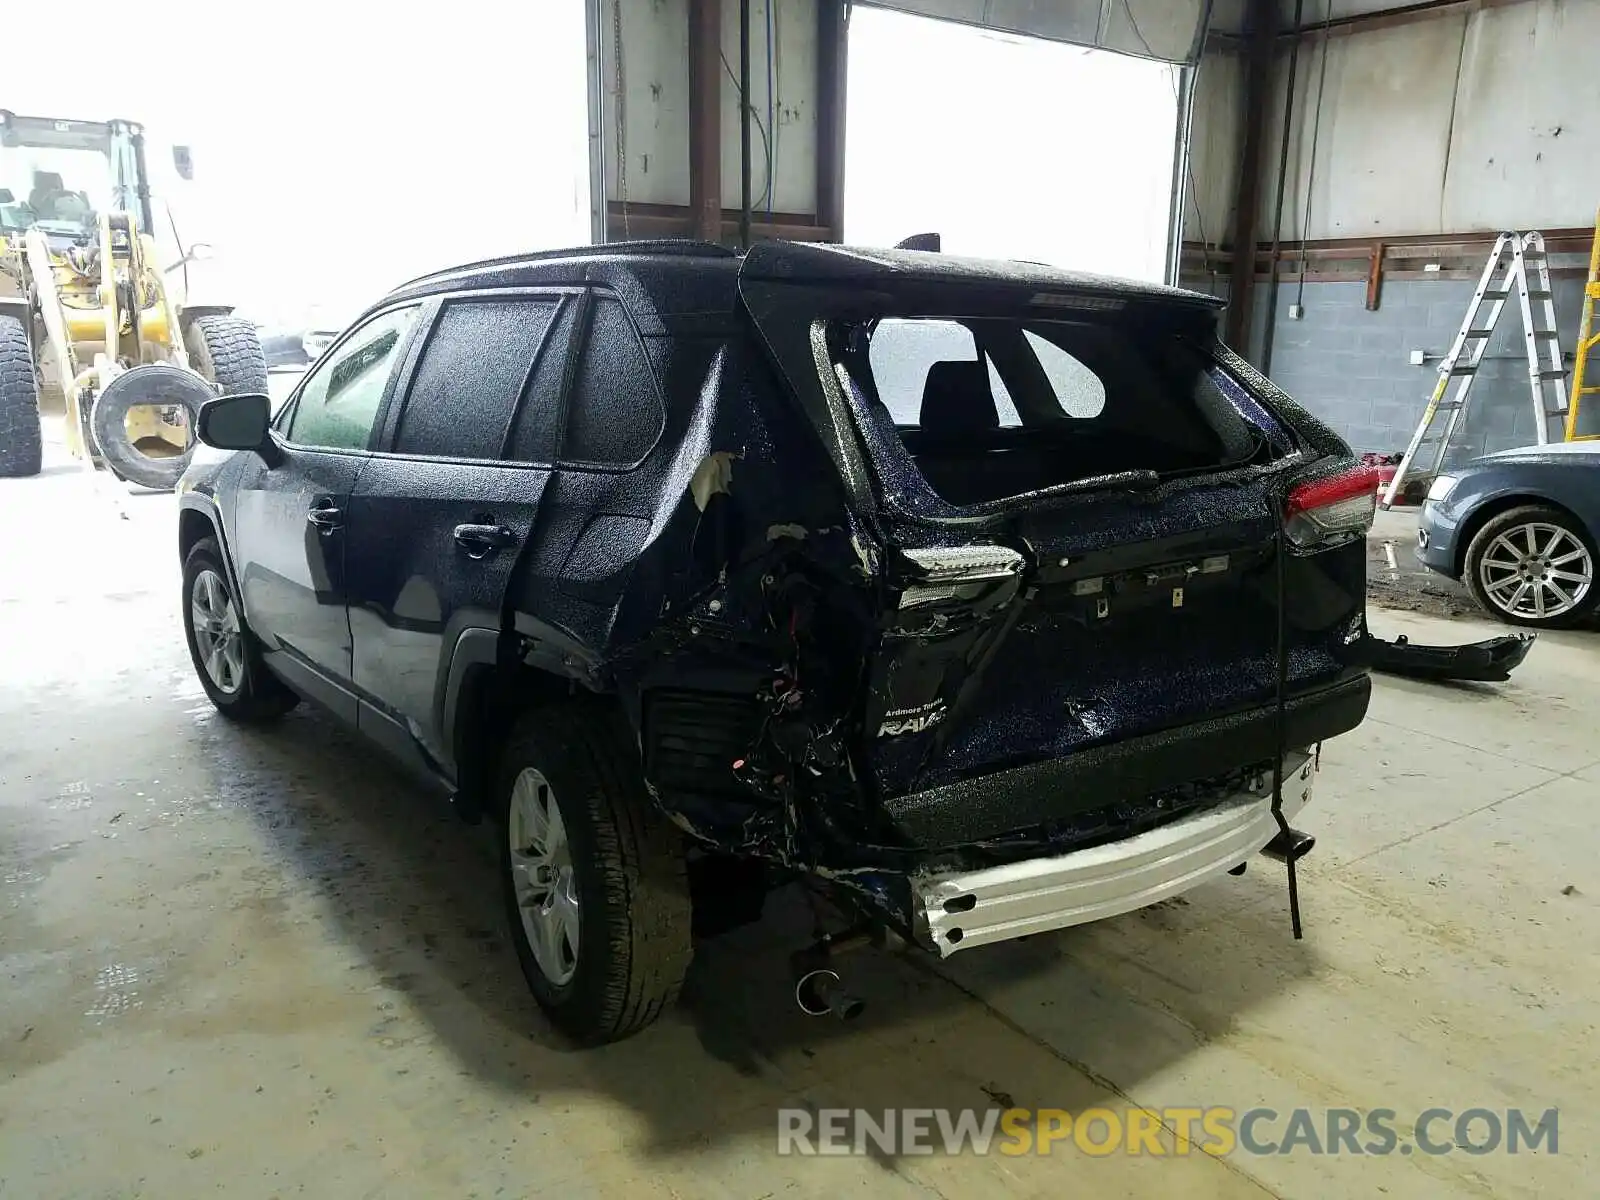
177, 240, 1375, 1044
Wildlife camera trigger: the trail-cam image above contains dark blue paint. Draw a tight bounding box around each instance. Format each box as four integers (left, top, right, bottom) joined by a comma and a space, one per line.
178, 240, 1371, 873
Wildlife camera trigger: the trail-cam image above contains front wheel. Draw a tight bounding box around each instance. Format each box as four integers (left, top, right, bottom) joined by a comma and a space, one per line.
496, 706, 693, 1044
184, 314, 269, 396
181, 537, 299, 720
1463, 504, 1599, 628
0, 314, 43, 479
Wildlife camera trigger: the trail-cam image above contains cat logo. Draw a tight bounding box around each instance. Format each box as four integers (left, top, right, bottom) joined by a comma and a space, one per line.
877, 701, 948, 738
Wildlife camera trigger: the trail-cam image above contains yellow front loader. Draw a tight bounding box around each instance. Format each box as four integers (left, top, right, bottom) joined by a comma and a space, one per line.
0, 109, 264, 487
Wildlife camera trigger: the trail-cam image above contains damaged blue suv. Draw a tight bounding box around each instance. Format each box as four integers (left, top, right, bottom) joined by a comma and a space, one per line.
176, 240, 1374, 1043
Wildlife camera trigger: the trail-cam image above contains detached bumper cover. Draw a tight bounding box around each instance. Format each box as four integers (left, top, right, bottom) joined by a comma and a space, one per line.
912, 752, 1315, 956
1367, 632, 1534, 683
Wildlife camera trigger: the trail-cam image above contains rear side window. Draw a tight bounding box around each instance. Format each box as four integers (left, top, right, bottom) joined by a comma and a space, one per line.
392, 297, 560, 460
561, 296, 663, 467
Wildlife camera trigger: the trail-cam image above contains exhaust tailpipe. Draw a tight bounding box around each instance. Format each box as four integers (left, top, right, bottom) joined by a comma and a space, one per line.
794, 969, 865, 1021
1262, 827, 1316, 864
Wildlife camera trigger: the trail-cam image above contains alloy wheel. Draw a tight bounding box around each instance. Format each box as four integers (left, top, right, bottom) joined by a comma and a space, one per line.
1476, 522, 1594, 621
507, 768, 580, 986
191, 569, 245, 694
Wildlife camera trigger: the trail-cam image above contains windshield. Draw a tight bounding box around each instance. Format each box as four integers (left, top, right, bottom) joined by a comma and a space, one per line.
0, 138, 113, 237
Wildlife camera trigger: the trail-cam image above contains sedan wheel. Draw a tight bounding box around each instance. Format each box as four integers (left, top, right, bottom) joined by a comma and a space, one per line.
507, 768, 580, 987
1465, 505, 1600, 628
1477, 523, 1592, 620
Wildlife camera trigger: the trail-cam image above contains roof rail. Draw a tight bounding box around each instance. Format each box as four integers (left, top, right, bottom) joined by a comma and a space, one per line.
394, 239, 737, 291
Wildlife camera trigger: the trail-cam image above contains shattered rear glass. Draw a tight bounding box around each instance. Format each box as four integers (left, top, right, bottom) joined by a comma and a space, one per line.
832, 315, 1285, 507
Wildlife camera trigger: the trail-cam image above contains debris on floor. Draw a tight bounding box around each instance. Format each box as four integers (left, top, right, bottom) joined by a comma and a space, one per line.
1366, 631, 1535, 683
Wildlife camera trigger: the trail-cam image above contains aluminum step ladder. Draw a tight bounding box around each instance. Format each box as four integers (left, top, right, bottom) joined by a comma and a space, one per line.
1564, 208, 1600, 441
1382, 232, 1568, 508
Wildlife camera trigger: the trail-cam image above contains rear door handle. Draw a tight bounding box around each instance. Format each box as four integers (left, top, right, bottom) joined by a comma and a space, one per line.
453, 523, 517, 558
307, 499, 343, 532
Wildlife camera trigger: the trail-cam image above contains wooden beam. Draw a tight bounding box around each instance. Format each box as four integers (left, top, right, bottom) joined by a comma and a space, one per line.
688, 0, 723, 243
1280, 0, 1533, 43
815, 0, 848, 242
1224, 0, 1277, 351
605, 201, 833, 243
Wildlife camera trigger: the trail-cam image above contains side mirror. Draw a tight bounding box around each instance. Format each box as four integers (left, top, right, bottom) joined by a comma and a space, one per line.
172, 145, 194, 180
197, 392, 279, 463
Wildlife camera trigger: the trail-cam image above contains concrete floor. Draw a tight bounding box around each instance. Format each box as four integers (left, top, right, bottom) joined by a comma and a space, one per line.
2, 441, 1596, 1199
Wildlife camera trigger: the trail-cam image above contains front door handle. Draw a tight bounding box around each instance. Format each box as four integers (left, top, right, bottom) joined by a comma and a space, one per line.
453, 523, 517, 558
307, 499, 343, 533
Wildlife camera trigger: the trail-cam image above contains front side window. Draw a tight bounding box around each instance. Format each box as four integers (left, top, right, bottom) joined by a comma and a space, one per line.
285, 306, 419, 450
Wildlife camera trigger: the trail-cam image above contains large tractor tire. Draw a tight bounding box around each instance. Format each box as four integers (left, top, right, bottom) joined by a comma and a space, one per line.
0, 315, 44, 479
184, 314, 269, 396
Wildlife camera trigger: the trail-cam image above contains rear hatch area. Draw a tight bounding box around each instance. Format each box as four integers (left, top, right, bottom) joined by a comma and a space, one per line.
740, 244, 1372, 849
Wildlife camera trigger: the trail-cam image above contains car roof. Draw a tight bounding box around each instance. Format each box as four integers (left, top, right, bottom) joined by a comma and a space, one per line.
368, 239, 1220, 336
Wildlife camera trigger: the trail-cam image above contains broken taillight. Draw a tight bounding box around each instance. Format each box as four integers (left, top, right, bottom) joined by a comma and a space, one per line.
1283, 464, 1380, 549
897, 545, 1024, 609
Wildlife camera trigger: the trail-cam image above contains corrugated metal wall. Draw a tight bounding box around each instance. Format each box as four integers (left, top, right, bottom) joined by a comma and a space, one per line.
1260, 0, 1600, 240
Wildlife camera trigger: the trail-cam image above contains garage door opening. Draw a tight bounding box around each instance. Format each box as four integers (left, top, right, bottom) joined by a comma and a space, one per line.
844, 5, 1181, 283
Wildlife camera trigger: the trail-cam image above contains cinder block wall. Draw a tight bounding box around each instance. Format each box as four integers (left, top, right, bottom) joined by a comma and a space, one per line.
1243, 278, 1585, 462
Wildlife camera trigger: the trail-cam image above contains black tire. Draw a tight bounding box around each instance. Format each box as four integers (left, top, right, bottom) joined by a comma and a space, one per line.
0, 314, 43, 479
495, 705, 693, 1045
1463, 503, 1600, 629
185, 314, 269, 396
181, 536, 299, 721
90, 363, 215, 491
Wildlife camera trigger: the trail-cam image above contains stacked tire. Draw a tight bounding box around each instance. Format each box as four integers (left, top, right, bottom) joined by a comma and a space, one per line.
90, 314, 269, 491
0, 314, 43, 479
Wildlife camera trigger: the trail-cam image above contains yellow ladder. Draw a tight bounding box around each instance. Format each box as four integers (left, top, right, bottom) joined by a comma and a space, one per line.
1566, 208, 1600, 440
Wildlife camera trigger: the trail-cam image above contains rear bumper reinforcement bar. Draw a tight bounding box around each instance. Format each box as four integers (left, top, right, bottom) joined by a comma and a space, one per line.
912, 751, 1315, 956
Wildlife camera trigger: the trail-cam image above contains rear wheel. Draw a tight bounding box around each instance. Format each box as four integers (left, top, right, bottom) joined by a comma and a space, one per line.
185, 314, 269, 396
181, 537, 299, 720
496, 706, 693, 1044
0, 314, 43, 479
1464, 504, 1598, 628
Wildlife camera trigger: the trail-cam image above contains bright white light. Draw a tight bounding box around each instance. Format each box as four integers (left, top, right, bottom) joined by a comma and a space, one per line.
843, 7, 1180, 282
6, 0, 591, 329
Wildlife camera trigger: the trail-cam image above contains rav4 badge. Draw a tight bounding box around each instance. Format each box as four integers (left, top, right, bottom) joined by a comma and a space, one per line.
877, 700, 948, 738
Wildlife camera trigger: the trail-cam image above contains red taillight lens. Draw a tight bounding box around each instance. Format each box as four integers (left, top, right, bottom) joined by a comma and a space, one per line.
1284, 465, 1380, 548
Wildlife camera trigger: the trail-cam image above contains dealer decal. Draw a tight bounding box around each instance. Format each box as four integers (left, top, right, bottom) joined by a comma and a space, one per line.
877, 700, 948, 738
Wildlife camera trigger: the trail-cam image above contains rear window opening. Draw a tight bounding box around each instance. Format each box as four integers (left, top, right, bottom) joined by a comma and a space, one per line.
829, 315, 1288, 507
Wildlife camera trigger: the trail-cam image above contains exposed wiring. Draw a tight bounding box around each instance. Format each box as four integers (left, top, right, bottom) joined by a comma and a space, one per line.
766, 0, 777, 222
721, 50, 774, 211
1132, 0, 1216, 286
1262, 0, 1307, 378
608, 0, 627, 241
166, 202, 190, 298
1295, 1, 1335, 307
1175, 63, 1214, 286
1121, 0, 1155, 57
